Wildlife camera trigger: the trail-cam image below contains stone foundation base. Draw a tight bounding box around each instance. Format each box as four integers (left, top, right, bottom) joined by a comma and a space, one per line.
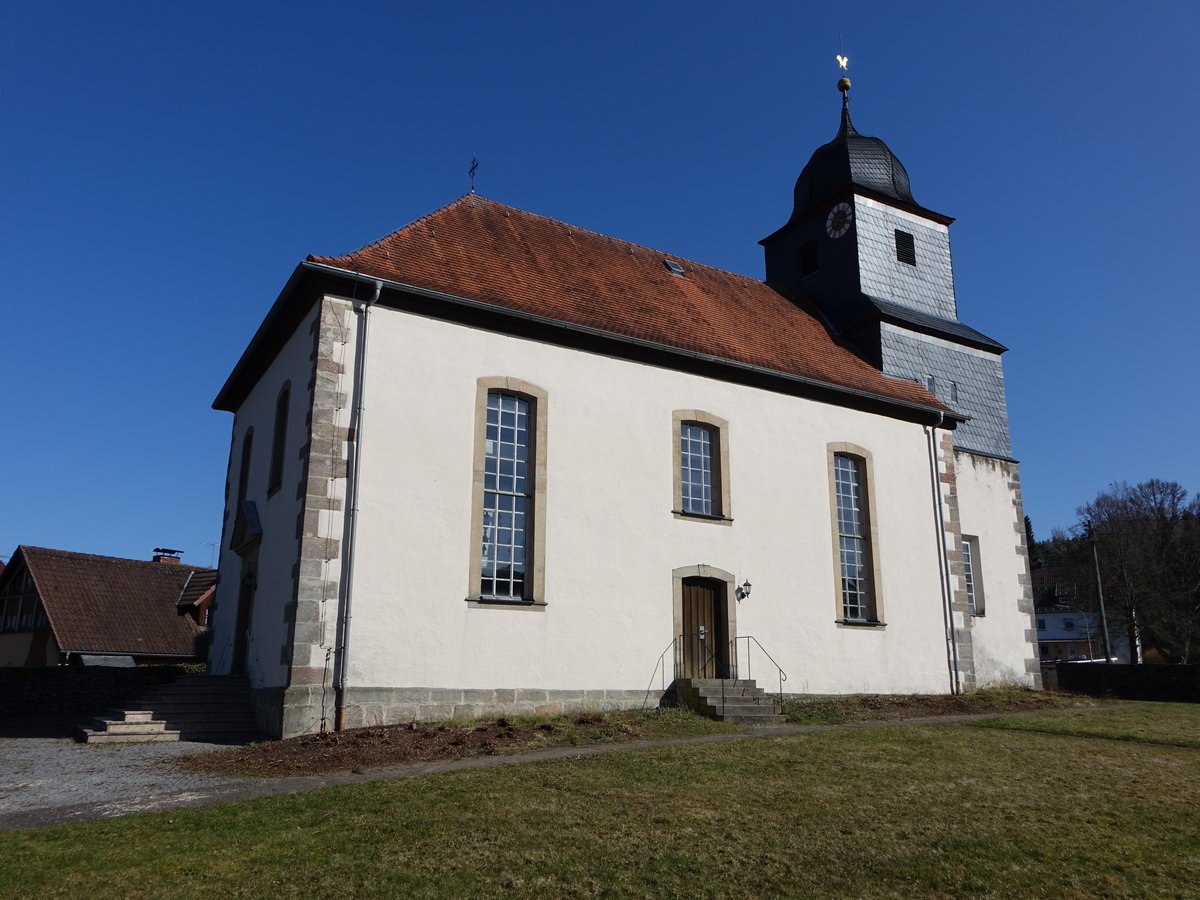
254, 685, 666, 739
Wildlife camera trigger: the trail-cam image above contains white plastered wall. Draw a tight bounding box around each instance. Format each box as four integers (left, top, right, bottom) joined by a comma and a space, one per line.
209, 305, 321, 688
339, 308, 979, 697
954, 451, 1037, 686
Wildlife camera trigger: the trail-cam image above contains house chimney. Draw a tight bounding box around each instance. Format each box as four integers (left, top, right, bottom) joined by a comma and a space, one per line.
152, 547, 183, 564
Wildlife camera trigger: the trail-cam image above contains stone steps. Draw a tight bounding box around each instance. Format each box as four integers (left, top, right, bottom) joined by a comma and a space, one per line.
75, 710, 180, 744
75, 675, 258, 745
135, 675, 258, 743
675, 678, 785, 725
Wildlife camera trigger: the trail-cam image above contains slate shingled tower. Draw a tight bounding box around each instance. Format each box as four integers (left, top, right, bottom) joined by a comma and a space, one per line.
761, 93, 1013, 460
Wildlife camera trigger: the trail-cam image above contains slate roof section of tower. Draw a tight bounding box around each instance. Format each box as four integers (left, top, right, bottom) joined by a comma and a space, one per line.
762, 101, 1007, 356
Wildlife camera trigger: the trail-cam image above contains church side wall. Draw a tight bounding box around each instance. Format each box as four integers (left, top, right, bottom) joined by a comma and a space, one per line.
953, 450, 1040, 688
209, 305, 322, 709
281, 308, 990, 734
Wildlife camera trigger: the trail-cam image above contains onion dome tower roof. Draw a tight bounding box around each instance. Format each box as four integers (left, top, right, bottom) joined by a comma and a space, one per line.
788, 96, 943, 222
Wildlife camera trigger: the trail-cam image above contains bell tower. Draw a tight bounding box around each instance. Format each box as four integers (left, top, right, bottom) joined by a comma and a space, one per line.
761, 72, 1013, 460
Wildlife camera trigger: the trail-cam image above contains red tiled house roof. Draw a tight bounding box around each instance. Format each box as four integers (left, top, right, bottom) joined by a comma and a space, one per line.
1031, 563, 1095, 613
303, 196, 946, 414
20, 546, 210, 659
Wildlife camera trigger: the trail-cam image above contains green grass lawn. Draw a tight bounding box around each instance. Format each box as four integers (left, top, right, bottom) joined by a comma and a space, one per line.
781, 684, 1103, 725
971, 702, 1200, 749
3, 703, 1198, 898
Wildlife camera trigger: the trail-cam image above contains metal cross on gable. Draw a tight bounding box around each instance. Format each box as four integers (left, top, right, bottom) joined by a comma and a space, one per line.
469, 154, 478, 194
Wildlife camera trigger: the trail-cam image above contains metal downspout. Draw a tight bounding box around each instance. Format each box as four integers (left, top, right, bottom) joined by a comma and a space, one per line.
334, 279, 381, 731
927, 412, 962, 694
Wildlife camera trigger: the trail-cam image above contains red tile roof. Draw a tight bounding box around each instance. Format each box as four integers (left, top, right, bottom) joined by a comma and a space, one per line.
178, 568, 218, 608
1031, 563, 1095, 612
308, 196, 944, 412
20, 546, 209, 658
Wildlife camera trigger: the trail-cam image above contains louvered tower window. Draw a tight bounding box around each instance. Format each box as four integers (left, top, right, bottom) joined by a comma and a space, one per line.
895, 230, 916, 266
798, 239, 819, 278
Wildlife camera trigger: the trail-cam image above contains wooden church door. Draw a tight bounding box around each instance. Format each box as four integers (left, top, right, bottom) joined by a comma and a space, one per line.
681, 577, 728, 678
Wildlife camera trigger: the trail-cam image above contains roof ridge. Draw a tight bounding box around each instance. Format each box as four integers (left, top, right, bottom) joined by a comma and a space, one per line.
312, 195, 763, 287
20, 545, 213, 572
308, 194, 478, 262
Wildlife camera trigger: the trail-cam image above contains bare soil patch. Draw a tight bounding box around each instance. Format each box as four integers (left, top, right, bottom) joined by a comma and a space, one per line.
182, 689, 1104, 778
181, 710, 697, 777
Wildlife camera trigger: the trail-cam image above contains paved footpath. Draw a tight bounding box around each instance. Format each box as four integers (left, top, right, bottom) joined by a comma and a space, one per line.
0, 711, 1074, 832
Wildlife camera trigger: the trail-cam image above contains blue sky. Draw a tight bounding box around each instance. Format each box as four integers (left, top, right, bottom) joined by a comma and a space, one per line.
3, 1, 1198, 564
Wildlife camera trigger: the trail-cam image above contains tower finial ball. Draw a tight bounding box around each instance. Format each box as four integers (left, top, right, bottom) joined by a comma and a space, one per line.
838, 76, 851, 93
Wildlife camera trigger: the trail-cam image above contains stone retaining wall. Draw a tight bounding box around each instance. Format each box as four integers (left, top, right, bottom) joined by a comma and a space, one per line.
0, 667, 185, 719
255, 685, 666, 739
1056, 663, 1199, 702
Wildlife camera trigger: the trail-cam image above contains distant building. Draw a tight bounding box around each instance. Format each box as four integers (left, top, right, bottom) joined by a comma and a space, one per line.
209, 82, 1040, 739
1032, 563, 1132, 667
0, 546, 213, 667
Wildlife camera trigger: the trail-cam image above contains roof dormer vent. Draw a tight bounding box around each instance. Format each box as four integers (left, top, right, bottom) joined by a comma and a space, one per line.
664, 259, 686, 277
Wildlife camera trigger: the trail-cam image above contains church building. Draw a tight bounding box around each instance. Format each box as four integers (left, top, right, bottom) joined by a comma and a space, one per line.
209, 81, 1040, 739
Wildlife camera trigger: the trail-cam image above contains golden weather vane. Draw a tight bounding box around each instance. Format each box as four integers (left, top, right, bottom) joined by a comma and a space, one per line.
836, 38, 851, 95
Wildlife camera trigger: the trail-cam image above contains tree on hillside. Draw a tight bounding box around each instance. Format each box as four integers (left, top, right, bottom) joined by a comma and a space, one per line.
1077, 480, 1200, 664
1025, 516, 1041, 568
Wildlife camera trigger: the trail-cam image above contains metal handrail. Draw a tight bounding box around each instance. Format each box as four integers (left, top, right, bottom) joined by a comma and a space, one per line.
643, 634, 730, 707
645, 634, 788, 712
731, 635, 789, 710
642, 636, 680, 708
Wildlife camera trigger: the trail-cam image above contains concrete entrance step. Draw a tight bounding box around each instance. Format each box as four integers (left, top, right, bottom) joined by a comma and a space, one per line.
674, 678, 786, 725
74, 710, 181, 744
74, 726, 182, 744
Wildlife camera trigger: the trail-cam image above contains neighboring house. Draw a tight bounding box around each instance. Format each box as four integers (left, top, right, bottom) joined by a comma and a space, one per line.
1032, 564, 1132, 664
0, 546, 214, 667
209, 84, 1040, 739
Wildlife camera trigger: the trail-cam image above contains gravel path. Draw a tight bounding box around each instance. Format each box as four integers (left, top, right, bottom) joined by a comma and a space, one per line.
0, 720, 256, 829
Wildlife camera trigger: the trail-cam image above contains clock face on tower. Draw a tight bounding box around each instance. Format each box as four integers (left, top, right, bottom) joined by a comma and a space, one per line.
826, 202, 854, 239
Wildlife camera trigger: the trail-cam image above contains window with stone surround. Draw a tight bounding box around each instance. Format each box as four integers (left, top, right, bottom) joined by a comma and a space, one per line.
681, 423, 716, 515
828, 443, 884, 625
673, 410, 731, 523
236, 429, 253, 506
962, 535, 984, 616
468, 378, 548, 606
267, 382, 290, 496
